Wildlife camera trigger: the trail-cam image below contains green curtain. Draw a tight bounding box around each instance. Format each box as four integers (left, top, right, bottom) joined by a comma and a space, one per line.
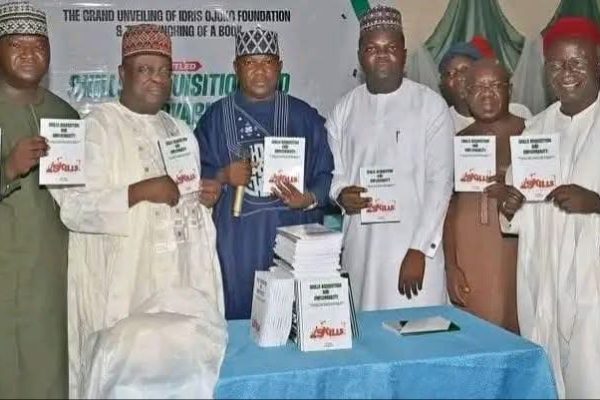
425, 0, 524, 72
545, 0, 600, 29
350, 0, 371, 19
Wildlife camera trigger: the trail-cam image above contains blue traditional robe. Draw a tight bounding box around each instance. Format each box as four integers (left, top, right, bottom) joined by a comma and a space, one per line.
195, 91, 333, 319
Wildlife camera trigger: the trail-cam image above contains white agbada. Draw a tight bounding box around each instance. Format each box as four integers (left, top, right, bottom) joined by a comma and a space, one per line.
326, 80, 454, 311
501, 97, 600, 399
51, 101, 225, 398
450, 102, 533, 132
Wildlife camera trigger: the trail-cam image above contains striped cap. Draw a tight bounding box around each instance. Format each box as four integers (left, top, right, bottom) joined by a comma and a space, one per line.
0, 2, 47, 39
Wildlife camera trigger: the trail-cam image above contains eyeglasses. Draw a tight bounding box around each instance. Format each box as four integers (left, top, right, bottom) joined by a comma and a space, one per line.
545, 57, 591, 74
466, 81, 510, 94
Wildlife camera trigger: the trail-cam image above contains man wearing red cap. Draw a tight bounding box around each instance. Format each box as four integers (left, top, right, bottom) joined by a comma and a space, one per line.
499, 16, 600, 398
51, 24, 225, 397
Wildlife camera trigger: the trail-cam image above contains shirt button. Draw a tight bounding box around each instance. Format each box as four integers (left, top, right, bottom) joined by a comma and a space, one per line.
144, 167, 149, 173
430, 243, 436, 249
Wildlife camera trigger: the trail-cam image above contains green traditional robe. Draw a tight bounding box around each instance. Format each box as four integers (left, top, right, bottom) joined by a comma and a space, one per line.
0, 87, 79, 398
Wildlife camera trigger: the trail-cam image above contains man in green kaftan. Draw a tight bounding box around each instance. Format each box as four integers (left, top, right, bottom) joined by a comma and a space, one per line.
0, 2, 79, 398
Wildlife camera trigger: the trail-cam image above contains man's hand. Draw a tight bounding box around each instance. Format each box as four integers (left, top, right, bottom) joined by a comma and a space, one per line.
273, 181, 315, 209
486, 173, 505, 184
218, 160, 251, 187
486, 184, 524, 220
398, 249, 425, 299
337, 185, 371, 215
4, 136, 49, 180
198, 178, 222, 208
484, 182, 509, 201
446, 264, 470, 307
546, 184, 600, 214
129, 176, 180, 207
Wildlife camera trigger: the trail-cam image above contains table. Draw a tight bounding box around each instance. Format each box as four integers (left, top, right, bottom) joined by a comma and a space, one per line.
215, 306, 557, 399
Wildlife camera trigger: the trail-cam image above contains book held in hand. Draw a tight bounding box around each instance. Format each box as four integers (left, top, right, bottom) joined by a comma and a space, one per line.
262, 137, 305, 195
158, 136, 200, 195
359, 166, 400, 224
454, 136, 496, 192
39, 119, 86, 186
510, 135, 560, 201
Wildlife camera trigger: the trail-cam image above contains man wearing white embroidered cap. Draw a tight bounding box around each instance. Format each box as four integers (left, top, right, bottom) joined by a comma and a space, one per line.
327, 5, 454, 311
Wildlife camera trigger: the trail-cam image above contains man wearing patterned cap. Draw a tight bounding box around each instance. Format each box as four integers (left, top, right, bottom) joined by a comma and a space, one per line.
51, 24, 226, 397
497, 16, 600, 398
0, 2, 79, 398
438, 39, 532, 133
327, 5, 452, 311
195, 28, 333, 319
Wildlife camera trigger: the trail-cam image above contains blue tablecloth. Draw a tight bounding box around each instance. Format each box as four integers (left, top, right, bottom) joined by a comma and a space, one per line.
215, 306, 557, 399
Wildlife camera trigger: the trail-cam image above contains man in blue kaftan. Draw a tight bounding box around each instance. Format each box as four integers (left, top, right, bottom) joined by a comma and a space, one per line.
195, 28, 333, 319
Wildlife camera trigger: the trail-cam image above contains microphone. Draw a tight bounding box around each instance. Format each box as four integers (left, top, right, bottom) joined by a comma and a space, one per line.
232, 184, 244, 217
232, 147, 249, 218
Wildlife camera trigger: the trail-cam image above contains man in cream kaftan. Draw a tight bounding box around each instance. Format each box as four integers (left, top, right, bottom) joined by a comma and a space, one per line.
499, 17, 600, 398
53, 101, 225, 398
51, 25, 225, 398
328, 6, 454, 311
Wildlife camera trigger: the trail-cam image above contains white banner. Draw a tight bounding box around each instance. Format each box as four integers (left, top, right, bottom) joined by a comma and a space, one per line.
31, 0, 364, 128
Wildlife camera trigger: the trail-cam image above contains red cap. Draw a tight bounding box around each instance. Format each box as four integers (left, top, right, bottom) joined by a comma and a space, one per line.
543, 16, 600, 55
470, 35, 496, 58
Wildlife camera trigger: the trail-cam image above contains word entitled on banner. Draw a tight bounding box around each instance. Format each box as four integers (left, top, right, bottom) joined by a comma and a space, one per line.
359, 167, 400, 224
454, 136, 496, 192
39, 119, 85, 186
262, 137, 305, 195
159, 136, 200, 195
510, 134, 560, 201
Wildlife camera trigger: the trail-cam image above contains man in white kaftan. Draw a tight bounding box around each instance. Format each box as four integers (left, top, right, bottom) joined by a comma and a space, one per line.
51, 25, 225, 398
327, 6, 453, 311
497, 16, 600, 399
